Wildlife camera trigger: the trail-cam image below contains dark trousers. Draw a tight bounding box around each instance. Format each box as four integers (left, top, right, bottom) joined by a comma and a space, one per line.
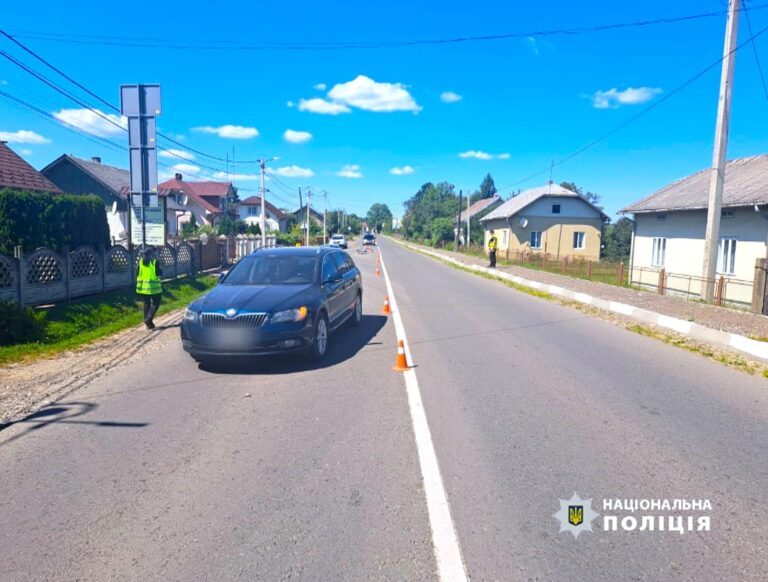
489, 250, 497, 268
140, 294, 162, 326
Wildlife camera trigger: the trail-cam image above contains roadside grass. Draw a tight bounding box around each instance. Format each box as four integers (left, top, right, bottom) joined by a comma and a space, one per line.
406, 243, 768, 379
0, 275, 217, 366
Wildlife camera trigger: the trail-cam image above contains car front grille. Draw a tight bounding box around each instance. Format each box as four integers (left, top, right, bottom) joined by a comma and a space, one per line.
201, 312, 268, 329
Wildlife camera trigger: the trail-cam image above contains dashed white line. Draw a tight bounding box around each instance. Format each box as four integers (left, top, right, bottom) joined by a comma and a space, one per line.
378, 248, 469, 582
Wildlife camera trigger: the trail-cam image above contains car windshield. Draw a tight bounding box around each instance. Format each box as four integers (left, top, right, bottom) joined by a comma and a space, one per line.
331, 235, 343, 240
364, 234, 374, 239
222, 255, 318, 285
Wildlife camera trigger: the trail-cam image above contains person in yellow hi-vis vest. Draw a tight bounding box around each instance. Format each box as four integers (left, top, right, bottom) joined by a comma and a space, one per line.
136, 248, 163, 330
487, 230, 498, 268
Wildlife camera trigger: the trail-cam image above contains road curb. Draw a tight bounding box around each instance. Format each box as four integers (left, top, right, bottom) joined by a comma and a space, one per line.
394, 240, 768, 363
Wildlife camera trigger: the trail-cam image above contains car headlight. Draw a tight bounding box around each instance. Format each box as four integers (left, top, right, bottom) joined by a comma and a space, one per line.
271, 306, 308, 323
183, 308, 198, 322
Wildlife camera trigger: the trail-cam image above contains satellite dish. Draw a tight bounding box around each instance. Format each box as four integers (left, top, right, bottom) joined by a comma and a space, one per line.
519, 217, 528, 228
111, 201, 118, 215
182, 195, 189, 206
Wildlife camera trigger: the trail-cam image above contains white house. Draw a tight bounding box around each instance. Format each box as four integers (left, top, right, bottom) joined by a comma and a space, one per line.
621, 155, 768, 306
238, 196, 289, 233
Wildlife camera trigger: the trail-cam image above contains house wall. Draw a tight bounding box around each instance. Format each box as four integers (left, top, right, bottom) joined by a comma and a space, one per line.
483, 216, 604, 261
238, 206, 287, 232
631, 208, 767, 304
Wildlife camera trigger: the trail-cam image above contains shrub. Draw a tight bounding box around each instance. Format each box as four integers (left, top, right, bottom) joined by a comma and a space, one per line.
0, 300, 45, 346
0, 189, 110, 254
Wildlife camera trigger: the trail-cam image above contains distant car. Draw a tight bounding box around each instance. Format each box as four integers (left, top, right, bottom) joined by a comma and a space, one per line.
362, 233, 376, 246
329, 234, 348, 249
181, 247, 363, 363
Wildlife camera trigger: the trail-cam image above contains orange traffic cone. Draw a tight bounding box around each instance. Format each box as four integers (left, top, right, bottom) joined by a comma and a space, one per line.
393, 340, 409, 371
382, 296, 391, 315
375, 264, 381, 276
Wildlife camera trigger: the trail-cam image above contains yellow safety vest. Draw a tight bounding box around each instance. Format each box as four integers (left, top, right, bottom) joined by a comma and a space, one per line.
136, 259, 162, 295
488, 236, 498, 251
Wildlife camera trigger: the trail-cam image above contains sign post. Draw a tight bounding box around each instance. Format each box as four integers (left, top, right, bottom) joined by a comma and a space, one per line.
120, 84, 162, 249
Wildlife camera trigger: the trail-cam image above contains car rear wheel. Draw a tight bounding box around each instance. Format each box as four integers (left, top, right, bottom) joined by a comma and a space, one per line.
308, 312, 329, 362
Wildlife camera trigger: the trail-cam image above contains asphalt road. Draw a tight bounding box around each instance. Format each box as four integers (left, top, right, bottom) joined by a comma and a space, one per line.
1, 238, 767, 581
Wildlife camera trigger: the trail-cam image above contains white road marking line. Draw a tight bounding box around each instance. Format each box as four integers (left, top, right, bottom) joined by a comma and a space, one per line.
378, 249, 469, 582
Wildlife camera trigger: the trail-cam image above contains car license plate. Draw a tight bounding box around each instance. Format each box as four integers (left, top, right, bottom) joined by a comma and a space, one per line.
213, 330, 247, 349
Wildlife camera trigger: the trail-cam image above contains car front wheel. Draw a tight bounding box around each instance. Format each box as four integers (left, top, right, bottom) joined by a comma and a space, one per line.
351, 292, 362, 327
308, 312, 329, 362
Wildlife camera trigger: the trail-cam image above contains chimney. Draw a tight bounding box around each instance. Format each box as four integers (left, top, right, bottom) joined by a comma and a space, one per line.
92, 156, 101, 164
175, 173, 183, 181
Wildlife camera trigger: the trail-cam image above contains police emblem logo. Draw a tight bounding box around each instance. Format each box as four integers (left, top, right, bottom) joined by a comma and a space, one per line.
568, 505, 584, 526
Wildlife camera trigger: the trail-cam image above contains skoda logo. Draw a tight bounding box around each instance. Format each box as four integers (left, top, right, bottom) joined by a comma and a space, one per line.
225, 308, 237, 318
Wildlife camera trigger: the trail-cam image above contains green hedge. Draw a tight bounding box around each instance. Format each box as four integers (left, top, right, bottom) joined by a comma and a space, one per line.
0, 189, 110, 255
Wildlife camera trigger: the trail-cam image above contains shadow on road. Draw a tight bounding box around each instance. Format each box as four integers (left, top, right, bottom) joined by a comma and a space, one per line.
197, 314, 388, 375
0, 401, 149, 447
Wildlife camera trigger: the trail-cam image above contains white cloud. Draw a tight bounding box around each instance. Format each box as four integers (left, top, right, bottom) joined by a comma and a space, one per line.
328, 75, 421, 112
192, 125, 259, 139
159, 148, 195, 160
337, 164, 363, 179
298, 98, 351, 115
440, 91, 462, 103
389, 165, 415, 175
524, 36, 540, 55
212, 171, 261, 181
275, 165, 314, 178
459, 150, 493, 160
459, 150, 510, 160
314, 83, 327, 91
53, 108, 127, 137
592, 86, 663, 109
172, 163, 202, 175
0, 129, 50, 144
283, 129, 313, 143
20, 148, 33, 155
287, 100, 296, 108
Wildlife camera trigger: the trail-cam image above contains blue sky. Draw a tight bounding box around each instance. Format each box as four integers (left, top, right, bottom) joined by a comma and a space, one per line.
2, 0, 768, 219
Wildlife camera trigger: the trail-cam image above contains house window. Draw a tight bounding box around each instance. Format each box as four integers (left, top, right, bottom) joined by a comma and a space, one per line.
247, 206, 259, 216
573, 231, 585, 250
651, 237, 666, 267
656, 213, 667, 221
530, 231, 542, 249
721, 209, 735, 219
717, 238, 737, 275
552, 204, 561, 214
502, 230, 508, 246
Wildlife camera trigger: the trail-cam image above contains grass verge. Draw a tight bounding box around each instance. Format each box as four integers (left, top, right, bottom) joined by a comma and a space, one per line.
0, 275, 217, 366
404, 242, 768, 379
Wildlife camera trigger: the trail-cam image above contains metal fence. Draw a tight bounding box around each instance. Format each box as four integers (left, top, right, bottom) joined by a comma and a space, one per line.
0, 241, 201, 307
629, 266, 753, 308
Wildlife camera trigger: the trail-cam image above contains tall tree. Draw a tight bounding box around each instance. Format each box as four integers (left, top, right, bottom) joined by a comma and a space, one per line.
602, 217, 634, 262
366, 203, 394, 234
470, 173, 498, 203
560, 181, 601, 207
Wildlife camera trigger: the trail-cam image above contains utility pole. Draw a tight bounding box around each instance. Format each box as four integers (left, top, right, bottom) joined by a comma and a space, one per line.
454, 189, 463, 249
322, 191, 328, 244
306, 187, 312, 246
258, 157, 274, 248
703, 0, 740, 301
466, 191, 471, 246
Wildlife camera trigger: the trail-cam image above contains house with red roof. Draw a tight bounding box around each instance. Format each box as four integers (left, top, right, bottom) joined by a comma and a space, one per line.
0, 142, 61, 194
158, 172, 238, 228
238, 195, 289, 233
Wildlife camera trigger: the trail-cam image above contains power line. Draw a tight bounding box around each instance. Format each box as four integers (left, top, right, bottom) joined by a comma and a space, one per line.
0, 29, 264, 165
9, 6, 768, 51
744, 1, 768, 102
498, 18, 768, 191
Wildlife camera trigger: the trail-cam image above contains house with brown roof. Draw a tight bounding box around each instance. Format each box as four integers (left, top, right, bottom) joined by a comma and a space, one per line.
238, 196, 289, 232
481, 184, 608, 261
621, 155, 768, 306
158, 172, 238, 228
0, 142, 61, 194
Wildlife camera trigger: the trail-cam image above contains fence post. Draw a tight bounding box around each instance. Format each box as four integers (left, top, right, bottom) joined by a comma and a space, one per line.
587, 260, 593, 279
15, 245, 25, 306
715, 276, 725, 306
99, 244, 107, 293
173, 244, 178, 279
505, 248, 509, 260
562, 256, 568, 274
63, 245, 71, 302
617, 262, 625, 286
752, 258, 767, 313
657, 268, 666, 295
